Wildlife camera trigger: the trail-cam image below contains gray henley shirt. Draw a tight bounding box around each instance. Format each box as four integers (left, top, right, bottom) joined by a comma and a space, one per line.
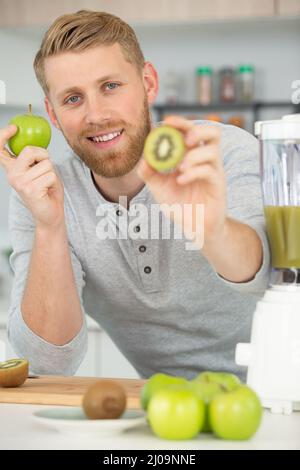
7, 121, 271, 381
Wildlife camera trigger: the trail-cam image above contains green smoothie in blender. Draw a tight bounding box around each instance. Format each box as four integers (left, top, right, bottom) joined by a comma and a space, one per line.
264, 205, 300, 268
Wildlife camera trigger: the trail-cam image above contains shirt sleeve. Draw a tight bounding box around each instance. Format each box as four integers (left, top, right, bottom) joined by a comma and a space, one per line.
213, 124, 271, 295
6, 189, 88, 376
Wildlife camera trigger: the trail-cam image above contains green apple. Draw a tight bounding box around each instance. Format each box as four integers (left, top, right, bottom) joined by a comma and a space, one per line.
148, 385, 205, 440
141, 373, 187, 410
189, 380, 225, 432
8, 104, 51, 156
209, 384, 262, 440
195, 370, 241, 391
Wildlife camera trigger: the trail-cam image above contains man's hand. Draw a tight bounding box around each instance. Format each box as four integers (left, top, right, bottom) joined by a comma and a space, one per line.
0, 124, 64, 230
137, 115, 227, 248
138, 115, 263, 283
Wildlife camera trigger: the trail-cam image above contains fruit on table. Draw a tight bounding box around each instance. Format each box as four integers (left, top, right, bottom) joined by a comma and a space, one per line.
8, 104, 51, 156
0, 358, 29, 387
141, 372, 188, 410
195, 370, 241, 392
82, 379, 126, 420
142, 371, 262, 441
148, 385, 205, 440
189, 380, 225, 432
209, 384, 262, 440
143, 125, 185, 173
191, 371, 241, 432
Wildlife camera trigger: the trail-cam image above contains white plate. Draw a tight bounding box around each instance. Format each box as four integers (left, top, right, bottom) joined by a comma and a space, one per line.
33, 407, 147, 437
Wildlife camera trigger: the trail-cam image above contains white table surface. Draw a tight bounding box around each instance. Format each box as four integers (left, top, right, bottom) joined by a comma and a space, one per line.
0, 403, 299, 450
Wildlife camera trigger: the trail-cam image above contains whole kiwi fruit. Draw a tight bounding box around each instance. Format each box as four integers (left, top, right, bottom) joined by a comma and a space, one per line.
82, 380, 127, 420
143, 125, 186, 173
0, 358, 29, 387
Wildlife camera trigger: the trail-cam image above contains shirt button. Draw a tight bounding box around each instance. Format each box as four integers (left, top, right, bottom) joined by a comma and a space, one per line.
116, 209, 122, 216
134, 225, 141, 233
139, 245, 146, 253
144, 266, 152, 274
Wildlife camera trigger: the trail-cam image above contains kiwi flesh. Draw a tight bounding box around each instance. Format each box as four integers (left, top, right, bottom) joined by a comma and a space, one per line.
0, 358, 29, 387
143, 125, 185, 173
82, 380, 127, 420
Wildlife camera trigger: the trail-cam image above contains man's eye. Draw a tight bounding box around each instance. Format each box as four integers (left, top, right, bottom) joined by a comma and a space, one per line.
66, 96, 81, 104
105, 82, 119, 91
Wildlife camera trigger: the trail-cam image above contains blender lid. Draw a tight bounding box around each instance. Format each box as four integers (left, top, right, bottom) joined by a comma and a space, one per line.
254, 120, 278, 137
282, 114, 300, 122
255, 116, 300, 140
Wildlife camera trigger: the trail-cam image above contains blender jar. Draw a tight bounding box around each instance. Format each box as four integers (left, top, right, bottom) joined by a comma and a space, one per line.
258, 116, 300, 285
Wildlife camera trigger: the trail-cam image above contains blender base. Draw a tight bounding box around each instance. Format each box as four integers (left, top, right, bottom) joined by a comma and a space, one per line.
236, 287, 300, 414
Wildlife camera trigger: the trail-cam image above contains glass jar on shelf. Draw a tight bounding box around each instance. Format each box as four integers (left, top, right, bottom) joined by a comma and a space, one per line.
164, 70, 181, 104
219, 67, 236, 103
237, 64, 255, 103
196, 66, 213, 105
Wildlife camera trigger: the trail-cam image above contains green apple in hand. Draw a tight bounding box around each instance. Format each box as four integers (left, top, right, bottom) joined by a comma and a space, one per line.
148, 385, 205, 440
209, 384, 262, 440
8, 104, 51, 156
141, 373, 187, 410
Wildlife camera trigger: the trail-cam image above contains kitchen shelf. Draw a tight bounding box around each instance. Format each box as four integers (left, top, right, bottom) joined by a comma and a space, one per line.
153, 101, 300, 123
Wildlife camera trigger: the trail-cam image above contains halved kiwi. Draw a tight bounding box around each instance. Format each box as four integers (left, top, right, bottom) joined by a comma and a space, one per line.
82, 380, 127, 420
143, 125, 185, 173
0, 358, 29, 388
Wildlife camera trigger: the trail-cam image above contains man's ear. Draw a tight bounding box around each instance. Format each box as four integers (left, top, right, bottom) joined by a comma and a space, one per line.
143, 62, 159, 105
45, 96, 61, 130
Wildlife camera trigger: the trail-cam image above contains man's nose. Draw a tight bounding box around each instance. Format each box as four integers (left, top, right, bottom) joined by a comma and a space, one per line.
84, 95, 112, 125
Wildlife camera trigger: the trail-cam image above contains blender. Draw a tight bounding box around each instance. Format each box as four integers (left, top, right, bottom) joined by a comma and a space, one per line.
235, 114, 300, 414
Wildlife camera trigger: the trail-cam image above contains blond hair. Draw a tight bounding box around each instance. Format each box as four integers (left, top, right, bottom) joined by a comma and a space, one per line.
34, 10, 145, 95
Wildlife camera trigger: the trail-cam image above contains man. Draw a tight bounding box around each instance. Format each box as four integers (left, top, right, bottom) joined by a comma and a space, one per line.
0, 10, 270, 380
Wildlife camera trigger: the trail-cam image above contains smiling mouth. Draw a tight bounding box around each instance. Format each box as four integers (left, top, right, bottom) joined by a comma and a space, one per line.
87, 129, 124, 143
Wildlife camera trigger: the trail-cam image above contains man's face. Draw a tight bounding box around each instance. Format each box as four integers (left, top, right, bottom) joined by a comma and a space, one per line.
44, 44, 154, 178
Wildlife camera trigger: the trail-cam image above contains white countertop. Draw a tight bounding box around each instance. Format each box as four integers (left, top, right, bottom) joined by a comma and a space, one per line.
0, 403, 299, 450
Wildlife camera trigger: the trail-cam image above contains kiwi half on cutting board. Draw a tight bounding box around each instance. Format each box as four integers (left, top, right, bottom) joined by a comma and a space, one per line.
0, 358, 29, 387
143, 125, 186, 173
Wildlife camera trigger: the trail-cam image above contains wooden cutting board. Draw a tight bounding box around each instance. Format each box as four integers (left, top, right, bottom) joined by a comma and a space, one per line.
0, 376, 146, 409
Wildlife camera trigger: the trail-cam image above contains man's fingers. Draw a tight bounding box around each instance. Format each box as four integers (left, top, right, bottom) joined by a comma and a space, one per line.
178, 144, 221, 171
0, 124, 18, 151
162, 116, 221, 148
162, 115, 194, 134
0, 149, 17, 171
177, 163, 218, 186
29, 171, 57, 194
22, 158, 54, 183
0, 124, 18, 171
185, 124, 221, 147
14, 146, 49, 172
0, 153, 14, 171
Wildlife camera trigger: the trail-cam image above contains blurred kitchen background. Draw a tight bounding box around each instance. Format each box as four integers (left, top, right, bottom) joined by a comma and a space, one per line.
0, 0, 299, 375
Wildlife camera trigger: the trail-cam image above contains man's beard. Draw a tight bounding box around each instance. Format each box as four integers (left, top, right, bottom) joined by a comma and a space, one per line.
63, 95, 151, 178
